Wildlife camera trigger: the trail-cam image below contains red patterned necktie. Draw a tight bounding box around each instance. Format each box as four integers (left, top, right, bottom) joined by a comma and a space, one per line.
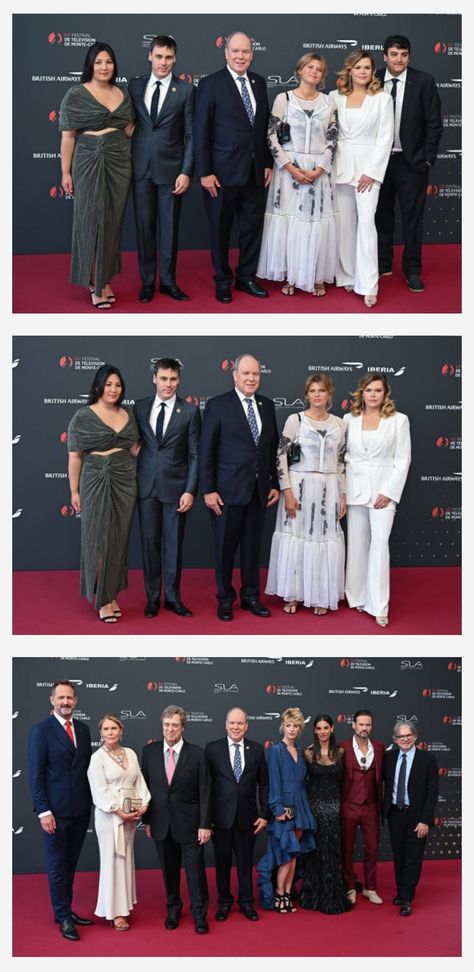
65, 719, 75, 745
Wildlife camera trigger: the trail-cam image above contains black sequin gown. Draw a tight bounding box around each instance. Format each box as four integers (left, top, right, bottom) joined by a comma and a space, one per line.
300, 755, 352, 913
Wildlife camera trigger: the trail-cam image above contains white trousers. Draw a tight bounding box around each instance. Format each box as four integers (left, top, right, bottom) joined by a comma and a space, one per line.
345, 504, 395, 618
335, 182, 380, 296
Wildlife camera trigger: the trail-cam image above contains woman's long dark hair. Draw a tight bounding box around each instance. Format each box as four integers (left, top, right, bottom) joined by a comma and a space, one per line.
312, 713, 339, 762
81, 42, 118, 84
87, 364, 125, 405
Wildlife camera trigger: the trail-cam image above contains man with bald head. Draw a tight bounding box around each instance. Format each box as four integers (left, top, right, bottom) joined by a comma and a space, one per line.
205, 707, 269, 920
199, 354, 279, 620
194, 31, 273, 303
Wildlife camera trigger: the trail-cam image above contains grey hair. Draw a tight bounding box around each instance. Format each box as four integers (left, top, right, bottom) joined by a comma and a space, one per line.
161, 705, 187, 727
225, 706, 248, 721
225, 31, 253, 49
392, 719, 418, 739
233, 354, 261, 372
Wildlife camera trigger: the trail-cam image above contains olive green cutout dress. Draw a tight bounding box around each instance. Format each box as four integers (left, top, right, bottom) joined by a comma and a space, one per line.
59, 85, 135, 298
67, 407, 139, 610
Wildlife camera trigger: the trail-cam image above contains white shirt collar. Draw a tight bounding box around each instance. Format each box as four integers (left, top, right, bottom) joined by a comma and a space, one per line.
227, 64, 250, 83
164, 737, 184, 755
235, 388, 256, 404
149, 70, 173, 91
384, 67, 407, 85
154, 393, 176, 409
53, 712, 73, 727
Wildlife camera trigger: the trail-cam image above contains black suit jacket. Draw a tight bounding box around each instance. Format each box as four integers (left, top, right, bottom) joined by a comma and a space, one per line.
382, 746, 439, 826
205, 737, 270, 830
194, 67, 273, 185
141, 739, 211, 842
134, 395, 201, 502
376, 66, 442, 171
28, 715, 92, 818
199, 389, 279, 506
129, 73, 194, 184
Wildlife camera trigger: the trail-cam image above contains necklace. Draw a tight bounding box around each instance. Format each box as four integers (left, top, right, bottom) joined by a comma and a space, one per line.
103, 744, 125, 764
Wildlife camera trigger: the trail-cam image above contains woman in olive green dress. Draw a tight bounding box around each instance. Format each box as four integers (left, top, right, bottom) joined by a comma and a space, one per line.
67, 365, 140, 623
59, 42, 135, 309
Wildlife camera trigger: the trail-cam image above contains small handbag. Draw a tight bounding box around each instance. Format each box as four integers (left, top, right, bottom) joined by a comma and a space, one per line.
286, 412, 302, 466
276, 92, 291, 145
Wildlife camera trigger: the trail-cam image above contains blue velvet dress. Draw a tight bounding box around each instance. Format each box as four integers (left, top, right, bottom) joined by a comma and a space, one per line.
257, 742, 317, 908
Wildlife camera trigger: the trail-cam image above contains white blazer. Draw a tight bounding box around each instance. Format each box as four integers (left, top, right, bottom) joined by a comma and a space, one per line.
328, 89, 394, 185
343, 412, 411, 508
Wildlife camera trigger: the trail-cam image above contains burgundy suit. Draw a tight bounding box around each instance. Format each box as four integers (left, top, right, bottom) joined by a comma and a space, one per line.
340, 737, 384, 891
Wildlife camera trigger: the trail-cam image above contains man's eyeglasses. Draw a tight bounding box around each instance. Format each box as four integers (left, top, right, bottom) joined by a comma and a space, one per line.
395, 733, 413, 740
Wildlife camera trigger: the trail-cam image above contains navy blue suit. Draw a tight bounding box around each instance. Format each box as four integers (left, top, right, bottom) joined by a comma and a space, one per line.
28, 715, 92, 922
128, 73, 194, 289
194, 67, 273, 284
134, 394, 200, 605
205, 737, 269, 906
199, 388, 279, 604
375, 66, 442, 277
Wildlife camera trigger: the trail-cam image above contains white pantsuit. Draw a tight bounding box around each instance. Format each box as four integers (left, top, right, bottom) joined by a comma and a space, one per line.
343, 411, 411, 618
87, 747, 151, 920
329, 90, 393, 296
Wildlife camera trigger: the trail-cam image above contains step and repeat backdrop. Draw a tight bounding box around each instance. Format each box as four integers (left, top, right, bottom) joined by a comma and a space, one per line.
12, 335, 462, 571
13, 12, 461, 255
12, 655, 461, 874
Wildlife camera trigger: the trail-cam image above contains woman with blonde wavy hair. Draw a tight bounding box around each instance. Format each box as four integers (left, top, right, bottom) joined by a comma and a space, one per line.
343, 372, 411, 627
329, 51, 393, 307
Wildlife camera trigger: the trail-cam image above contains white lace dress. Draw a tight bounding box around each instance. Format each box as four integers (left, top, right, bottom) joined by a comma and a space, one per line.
257, 91, 338, 292
265, 412, 345, 609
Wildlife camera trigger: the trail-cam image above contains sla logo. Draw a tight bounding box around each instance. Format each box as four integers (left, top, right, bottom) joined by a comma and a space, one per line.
214, 683, 239, 693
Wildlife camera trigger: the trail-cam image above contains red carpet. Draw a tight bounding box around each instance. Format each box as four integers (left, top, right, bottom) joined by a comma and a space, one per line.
12, 861, 460, 956
12, 244, 460, 314
12, 567, 460, 635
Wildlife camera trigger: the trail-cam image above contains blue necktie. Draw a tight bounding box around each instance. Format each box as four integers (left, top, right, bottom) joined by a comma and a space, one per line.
396, 753, 407, 808
244, 398, 259, 445
155, 402, 166, 442
233, 743, 242, 782
238, 76, 255, 125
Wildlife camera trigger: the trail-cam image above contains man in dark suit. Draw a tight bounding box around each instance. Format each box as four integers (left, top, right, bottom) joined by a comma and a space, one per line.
129, 35, 194, 303
134, 357, 200, 618
383, 719, 439, 916
375, 34, 442, 292
199, 353, 279, 621
141, 705, 212, 934
28, 680, 93, 941
194, 31, 273, 303
205, 706, 269, 921
340, 709, 385, 907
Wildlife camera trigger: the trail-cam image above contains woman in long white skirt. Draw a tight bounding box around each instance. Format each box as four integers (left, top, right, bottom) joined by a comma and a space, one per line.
266, 373, 346, 615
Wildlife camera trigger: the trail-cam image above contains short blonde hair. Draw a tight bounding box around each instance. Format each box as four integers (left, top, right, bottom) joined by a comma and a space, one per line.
337, 49, 382, 96
295, 52, 328, 88
280, 707, 305, 734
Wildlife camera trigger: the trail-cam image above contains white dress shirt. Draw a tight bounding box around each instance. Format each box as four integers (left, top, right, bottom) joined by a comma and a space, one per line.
226, 64, 256, 115
383, 68, 407, 152
227, 736, 246, 773
392, 745, 416, 805
234, 387, 262, 435
353, 734, 374, 769
150, 393, 176, 436
144, 70, 173, 117
163, 736, 184, 762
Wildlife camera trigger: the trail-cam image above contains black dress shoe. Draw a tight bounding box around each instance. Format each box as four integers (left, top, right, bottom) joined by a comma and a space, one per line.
71, 911, 94, 926
400, 901, 412, 916
216, 283, 232, 303
215, 905, 231, 921
144, 602, 159, 618
217, 604, 233, 621
406, 274, 424, 292
235, 278, 268, 298
239, 905, 259, 921
139, 286, 155, 302
164, 915, 180, 930
195, 919, 209, 934
164, 600, 192, 617
59, 918, 80, 941
159, 283, 189, 301
392, 896, 403, 905
241, 600, 271, 617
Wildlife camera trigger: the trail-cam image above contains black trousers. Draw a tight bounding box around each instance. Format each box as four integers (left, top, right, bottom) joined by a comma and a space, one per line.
133, 177, 182, 288
210, 484, 266, 604
375, 153, 429, 276
138, 496, 186, 604
387, 806, 428, 901
154, 832, 209, 922
42, 812, 90, 922
203, 171, 266, 283
212, 825, 256, 906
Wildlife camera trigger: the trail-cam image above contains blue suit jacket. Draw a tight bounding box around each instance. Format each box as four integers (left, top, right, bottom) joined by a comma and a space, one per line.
205, 736, 269, 830
28, 715, 92, 818
134, 395, 201, 502
199, 389, 279, 506
129, 73, 194, 184
194, 67, 273, 185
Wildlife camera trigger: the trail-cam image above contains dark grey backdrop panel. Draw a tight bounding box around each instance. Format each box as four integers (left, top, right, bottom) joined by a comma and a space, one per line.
13, 13, 461, 255
12, 656, 461, 874
12, 335, 462, 571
